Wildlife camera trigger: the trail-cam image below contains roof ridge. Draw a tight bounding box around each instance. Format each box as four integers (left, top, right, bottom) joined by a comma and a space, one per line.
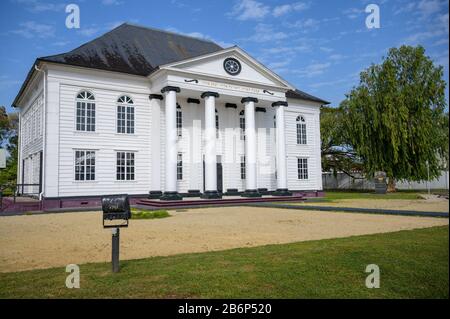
122, 22, 222, 47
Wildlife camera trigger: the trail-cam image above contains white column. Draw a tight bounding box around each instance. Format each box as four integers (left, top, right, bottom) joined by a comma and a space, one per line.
149, 94, 163, 197
242, 97, 260, 197
161, 86, 182, 200
273, 101, 290, 195
201, 92, 221, 198
188, 98, 201, 195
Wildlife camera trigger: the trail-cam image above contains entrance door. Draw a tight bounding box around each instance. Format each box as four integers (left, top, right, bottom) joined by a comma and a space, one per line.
217, 162, 223, 193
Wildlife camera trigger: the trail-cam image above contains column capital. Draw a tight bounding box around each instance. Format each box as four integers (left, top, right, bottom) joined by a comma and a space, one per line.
161, 86, 181, 94
225, 103, 238, 109
271, 101, 288, 107
149, 94, 163, 100
201, 91, 219, 99
241, 97, 258, 104
187, 98, 200, 104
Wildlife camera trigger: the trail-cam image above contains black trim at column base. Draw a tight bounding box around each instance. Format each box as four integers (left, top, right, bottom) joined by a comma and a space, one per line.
148, 191, 163, 199
224, 188, 240, 196
242, 189, 262, 198
274, 189, 293, 197
201, 190, 222, 199
160, 192, 183, 201
185, 190, 202, 197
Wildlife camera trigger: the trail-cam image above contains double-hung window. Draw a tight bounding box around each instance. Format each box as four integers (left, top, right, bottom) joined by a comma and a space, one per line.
75, 150, 95, 181
176, 104, 182, 137
240, 156, 246, 180
177, 153, 183, 180
297, 158, 308, 180
116, 151, 135, 181
239, 110, 245, 140
76, 91, 95, 132
296, 115, 307, 145
117, 95, 134, 134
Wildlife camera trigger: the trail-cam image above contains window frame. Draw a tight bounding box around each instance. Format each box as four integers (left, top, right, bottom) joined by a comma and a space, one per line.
177, 153, 183, 180
116, 151, 135, 181
240, 155, 246, 180
296, 115, 307, 145
176, 104, 182, 138
215, 109, 219, 139
74, 150, 96, 181
297, 157, 308, 180
116, 95, 135, 134
75, 90, 96, 132
239, 110, 245, 141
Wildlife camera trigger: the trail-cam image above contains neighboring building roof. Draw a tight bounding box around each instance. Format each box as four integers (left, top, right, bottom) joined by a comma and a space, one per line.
286, 89, 330, 105
13, 23, 329, 107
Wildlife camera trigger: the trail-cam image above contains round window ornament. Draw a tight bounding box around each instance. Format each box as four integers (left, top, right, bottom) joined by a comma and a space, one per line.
223, 57, 242, 76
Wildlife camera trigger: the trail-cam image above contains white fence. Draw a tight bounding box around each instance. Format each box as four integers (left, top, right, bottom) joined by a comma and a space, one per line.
322, 171, 449, 191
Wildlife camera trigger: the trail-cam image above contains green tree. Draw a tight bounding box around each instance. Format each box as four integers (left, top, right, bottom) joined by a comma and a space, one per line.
320, 105, 363, 177
341, 45, 448, 191
0, 106, 18, 194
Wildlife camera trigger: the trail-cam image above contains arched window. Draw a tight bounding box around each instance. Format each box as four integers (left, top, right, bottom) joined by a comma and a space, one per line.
176, 104, 182, 137
117, 95, 134, 134
215, 109, 219, 138
239, 110, 245, 140
296, 115, 307, 145
76, 91, 95, 131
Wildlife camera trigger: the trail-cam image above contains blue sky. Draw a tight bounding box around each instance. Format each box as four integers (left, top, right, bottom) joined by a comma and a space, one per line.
0, 0, 448, 112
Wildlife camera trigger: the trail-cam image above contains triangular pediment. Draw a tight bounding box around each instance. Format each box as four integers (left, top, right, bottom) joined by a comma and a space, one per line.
160, 47, 293, 89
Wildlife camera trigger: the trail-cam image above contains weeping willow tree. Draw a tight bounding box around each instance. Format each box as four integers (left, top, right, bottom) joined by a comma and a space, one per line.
341, 45, 448, 191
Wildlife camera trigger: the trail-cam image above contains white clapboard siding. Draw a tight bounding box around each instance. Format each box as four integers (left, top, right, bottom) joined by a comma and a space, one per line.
285, 100, 322, 190
45, 65, 152, 197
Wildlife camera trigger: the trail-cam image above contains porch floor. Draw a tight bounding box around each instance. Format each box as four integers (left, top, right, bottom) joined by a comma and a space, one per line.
136, 194, 305, 208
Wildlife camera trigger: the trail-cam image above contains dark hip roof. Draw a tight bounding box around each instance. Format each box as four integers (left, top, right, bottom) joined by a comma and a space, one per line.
286, 89, 330, 104
39, 23, 224, 76
13, 23, 329, 106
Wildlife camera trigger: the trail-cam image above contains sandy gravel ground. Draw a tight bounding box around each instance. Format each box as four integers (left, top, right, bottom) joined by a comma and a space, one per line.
0, 207, 447, 273
299, 199, 449, 212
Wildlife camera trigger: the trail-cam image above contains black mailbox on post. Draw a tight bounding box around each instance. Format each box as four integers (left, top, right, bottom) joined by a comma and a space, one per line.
102, 194, 131, 228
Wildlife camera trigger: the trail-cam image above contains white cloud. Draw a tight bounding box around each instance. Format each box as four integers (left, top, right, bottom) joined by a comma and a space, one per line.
13, 0, 65, 12
51, 40, 70, 46
417, 0, 445, 19
288, 18, 319, 31
102, 0, 123, 5
230, 0, 270, 21
78, 27, 100, 37
273, 2, 310, 17
246, 24, 288, 42
329, 54, 347, 61
10, 21, 55, 38
165, 27, 234, 48
294, 62, 331, 78
343, 7, 364, 19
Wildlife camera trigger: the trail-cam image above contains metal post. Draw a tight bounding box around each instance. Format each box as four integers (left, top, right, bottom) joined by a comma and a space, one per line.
112, 227, 120, 273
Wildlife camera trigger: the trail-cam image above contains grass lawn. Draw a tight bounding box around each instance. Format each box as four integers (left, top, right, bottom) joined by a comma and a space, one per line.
0, 226, 447, 299
312, 191, 425, 202
131, 208, 170, 219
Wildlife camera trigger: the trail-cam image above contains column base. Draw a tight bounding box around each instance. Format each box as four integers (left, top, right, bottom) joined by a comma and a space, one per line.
274, 188, 292, 197
224, 188, 240, 196
201, 190, 222, 199
148, 191, 163, 199
185, 190, 202, 197
160, 191, 183, 201
242, 189, 262, 198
